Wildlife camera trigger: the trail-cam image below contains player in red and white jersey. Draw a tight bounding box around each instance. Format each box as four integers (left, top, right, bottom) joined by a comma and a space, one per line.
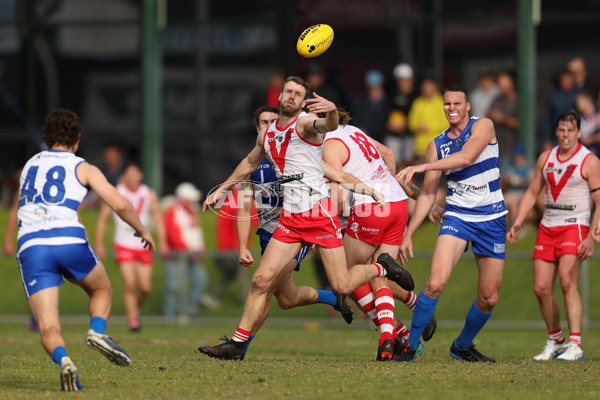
508, 110, 600, 361
199, 76, 414, 361
96, 164, 167, 331
324, 109, 439, 361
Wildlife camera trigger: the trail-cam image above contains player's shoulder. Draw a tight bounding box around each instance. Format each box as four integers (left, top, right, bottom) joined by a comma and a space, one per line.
471, 116, 493, 131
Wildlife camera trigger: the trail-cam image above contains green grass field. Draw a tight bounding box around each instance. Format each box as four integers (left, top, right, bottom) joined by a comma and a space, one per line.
1, 323, 599, 399
1, 208, 600, 398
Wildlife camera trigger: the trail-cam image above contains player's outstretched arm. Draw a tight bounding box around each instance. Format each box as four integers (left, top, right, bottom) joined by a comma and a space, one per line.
236, 181, 255, 267
397, 118, 495, 184
299, 93, 339, 139
202, 138, 266, 212
507, 152, 548, 244
322, 161, 385, 206
78, 162, 156, 251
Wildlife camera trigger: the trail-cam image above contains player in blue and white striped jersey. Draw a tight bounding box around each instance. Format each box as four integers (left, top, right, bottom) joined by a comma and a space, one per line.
396, 85, 506, 363
16, 109, 155, 391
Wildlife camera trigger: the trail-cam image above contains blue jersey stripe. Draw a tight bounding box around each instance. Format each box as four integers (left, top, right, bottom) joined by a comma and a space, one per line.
18, 196, 80, 211
445, 202, 506, 216
17, 226, 87, 249
446, 157, 499, 182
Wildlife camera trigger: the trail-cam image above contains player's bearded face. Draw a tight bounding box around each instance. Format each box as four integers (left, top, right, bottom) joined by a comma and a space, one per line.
279, 83, 306, 117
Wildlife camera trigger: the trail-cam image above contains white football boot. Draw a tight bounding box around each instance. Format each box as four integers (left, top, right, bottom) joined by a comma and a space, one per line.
556, 342, 585, 361
60, 356, 83, 391
533, 340, 565, 361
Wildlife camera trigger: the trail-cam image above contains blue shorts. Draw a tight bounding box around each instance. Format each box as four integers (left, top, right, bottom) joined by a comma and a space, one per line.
257, 228, 310, 271
438, 215, 506, 260
17, 242, 99, 298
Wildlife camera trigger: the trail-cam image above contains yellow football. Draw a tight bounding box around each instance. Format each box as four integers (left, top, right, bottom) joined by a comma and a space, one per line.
296, 24, 334, 58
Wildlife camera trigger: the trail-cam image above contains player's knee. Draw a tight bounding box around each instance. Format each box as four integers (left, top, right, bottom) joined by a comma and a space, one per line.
479, 294, 498, 310
559, 278, 578, 294
533, 283, 551, 298
250, 273, 272, 293
425, 280, 446, 298
39, 323, 61, 338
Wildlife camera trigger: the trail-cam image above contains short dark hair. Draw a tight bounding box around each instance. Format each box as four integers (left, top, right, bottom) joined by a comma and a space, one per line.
283, 76, 311, 100
557, 109, 581, 131
253, 105, 279, 127
443, 84, 470, 103
42, 108, 82, 148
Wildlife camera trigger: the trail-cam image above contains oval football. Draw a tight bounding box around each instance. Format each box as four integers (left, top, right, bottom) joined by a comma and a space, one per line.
296, 24, 334, 58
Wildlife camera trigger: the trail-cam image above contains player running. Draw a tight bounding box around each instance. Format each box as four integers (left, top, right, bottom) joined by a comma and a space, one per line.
397, 85, 506, 362
323, 108, 439, 361
508, 110, 600, 361
236, 105, 353, 351
16, 109, 155, 391
198, 76, 413, 361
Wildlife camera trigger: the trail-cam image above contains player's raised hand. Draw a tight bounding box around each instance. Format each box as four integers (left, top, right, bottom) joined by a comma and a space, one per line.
396, 164, 425, 185
304, 92, 336, 114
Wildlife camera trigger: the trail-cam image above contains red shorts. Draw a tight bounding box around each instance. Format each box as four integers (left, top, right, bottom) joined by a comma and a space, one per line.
345, 200, 408, 246
115, 244, 153, 266
533, 224, 589, 262
274, 198, 343, 249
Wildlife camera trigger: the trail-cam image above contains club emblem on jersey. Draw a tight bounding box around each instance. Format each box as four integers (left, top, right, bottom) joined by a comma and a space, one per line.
455, 139, 461, 146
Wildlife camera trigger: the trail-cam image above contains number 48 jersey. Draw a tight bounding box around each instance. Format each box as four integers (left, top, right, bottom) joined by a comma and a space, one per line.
17, 150, 88, 255
324, 124, 407, 207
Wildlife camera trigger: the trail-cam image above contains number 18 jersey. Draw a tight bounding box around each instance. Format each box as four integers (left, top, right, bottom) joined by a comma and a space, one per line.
17, 150, 88, 255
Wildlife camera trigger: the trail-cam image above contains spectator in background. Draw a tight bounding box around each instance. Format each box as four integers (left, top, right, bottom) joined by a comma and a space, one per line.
100, 144, 124, 186
487, 71, 519, 170
543, 68, 579, 149
568, 57, 594, 96
266, 68, 285, 107
386, 63, 418, 168
162, 183, 208, 317
352, 69, 390, 143
408, 77, 448, 160
501, 144, 535, 229
470, 68, 499, 118
576, 91, 600, 157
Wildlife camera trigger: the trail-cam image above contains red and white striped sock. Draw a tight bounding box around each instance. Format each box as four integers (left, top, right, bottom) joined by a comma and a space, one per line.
395, 322, 410, 340
374, 288, 395, 345
232, 327, 251, 343
353, 283, 379, 326
402, 291, 418, 311
549, 329, 565, 345
569, 333, 581, 347
374, 263, 387, 277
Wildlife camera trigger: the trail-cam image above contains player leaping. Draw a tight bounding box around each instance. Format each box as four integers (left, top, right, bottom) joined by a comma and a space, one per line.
198, 76, 413, 361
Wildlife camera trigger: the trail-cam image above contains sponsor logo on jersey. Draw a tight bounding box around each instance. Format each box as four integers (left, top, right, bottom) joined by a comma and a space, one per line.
360, 226, 380, 233
493, 202, 504, 211
315, 234, 334, 240
494, 243, 505, 253
28, 279, 37, 287
535, 245, 544, 251
350, 222, 359, 232
278, 173, 304, 184
277, 224, 290, 234
336, 228, 342, 239
34, 206, 47, 216
564, 217, 577, 223
560, 242, 577, 247
545, 203, 576, 211
441, 225, 458, 233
